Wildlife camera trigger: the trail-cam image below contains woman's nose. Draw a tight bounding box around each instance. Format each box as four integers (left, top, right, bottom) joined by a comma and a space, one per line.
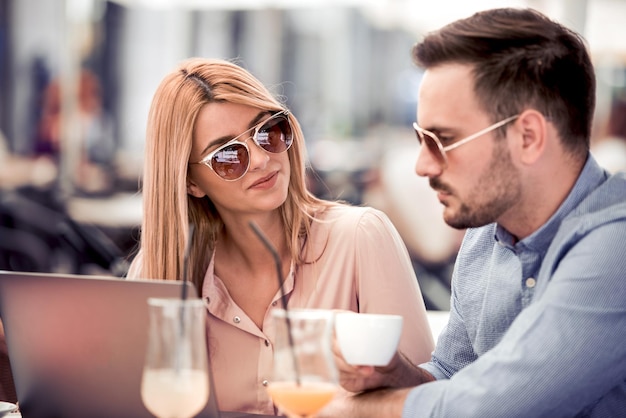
246, 136, 270, 171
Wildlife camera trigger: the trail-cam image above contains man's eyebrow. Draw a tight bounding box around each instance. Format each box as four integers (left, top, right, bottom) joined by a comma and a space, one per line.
420, 121, 458, 136
417, 122, 444, 135
200, 111, 270, 156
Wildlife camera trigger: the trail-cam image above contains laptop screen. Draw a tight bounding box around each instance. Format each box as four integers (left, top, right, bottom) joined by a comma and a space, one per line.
0, 270, 222, 418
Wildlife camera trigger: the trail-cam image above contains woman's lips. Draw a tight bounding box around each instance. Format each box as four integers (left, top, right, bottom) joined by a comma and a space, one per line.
250, 171, 278, 189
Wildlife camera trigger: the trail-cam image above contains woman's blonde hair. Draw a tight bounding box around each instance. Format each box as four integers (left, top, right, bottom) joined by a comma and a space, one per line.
138, 58, 334, 293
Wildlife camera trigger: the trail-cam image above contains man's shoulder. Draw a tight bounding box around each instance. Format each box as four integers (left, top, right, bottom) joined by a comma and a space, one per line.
587, 170, 626, 200
569, 171, 626, 223
547, 172, 626, 262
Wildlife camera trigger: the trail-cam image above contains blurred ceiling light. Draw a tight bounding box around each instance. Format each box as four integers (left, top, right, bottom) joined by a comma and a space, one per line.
107, 0, 626, 56
108, 0, 377, 10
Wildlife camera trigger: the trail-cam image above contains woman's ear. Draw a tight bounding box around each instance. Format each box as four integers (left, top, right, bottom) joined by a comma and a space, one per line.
186, 176, 206, 198
515, 109, 548, 165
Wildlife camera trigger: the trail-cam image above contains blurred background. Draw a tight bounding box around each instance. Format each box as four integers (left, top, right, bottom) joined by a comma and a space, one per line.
0, 0, 625, 311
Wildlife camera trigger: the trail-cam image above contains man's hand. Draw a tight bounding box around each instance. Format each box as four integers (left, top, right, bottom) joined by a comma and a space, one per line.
333, 338, 434, 393
335, 349, 402, 392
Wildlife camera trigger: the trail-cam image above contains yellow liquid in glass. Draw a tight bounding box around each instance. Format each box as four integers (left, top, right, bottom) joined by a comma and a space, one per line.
267, 381, 336, 417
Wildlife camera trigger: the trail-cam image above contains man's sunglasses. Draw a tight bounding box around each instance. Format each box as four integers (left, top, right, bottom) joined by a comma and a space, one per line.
413, 115, 518, 169
191, 110, 293, 181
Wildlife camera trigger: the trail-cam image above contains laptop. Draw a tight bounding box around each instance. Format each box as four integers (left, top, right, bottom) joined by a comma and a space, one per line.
0, 270, 276, 418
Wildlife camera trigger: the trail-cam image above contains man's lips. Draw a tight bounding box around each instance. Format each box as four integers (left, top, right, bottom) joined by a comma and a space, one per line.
436, 190, 450, 200
430, 179, 452, 196
429, 179, 453, 205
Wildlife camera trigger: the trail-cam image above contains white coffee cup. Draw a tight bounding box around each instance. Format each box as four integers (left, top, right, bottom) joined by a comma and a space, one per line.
334, 312, 403, 366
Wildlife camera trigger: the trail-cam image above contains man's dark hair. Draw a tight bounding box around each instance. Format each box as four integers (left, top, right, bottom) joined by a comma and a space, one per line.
412, 8, 596, 159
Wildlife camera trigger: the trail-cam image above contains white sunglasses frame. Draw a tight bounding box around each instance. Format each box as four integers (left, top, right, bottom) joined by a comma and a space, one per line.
412, 115, 519, 168
191, 110, 292, 181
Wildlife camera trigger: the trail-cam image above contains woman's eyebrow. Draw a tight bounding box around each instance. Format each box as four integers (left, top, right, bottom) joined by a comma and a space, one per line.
200, 111, 270, 156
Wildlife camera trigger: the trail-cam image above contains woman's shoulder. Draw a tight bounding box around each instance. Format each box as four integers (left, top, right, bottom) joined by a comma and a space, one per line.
303, 204, 404, 261
314, 204, 393, 234
125, 250, 143, 279
316, 204, 388, 220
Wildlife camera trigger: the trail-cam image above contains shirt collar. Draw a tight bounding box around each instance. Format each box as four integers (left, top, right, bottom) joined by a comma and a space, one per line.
201, 249, 297, 314
495, 154, 607, 253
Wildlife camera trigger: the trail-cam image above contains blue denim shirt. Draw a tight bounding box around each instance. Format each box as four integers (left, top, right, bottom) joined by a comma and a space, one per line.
404, 156, 626, 417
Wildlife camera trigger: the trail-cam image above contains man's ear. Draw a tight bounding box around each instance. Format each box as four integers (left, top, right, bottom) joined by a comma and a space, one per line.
186, 176, 206, 198
515, 109, 548, 165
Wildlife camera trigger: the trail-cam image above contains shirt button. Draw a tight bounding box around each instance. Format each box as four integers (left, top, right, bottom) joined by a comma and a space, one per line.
233, 316, 241, 324
525, 277, 536, 288
262, 380, 269, 386
271, 301, 277, 307
264, 339, 270, 347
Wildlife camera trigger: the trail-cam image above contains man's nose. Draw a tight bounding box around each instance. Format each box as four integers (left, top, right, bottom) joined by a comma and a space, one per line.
415, 145, 444, 178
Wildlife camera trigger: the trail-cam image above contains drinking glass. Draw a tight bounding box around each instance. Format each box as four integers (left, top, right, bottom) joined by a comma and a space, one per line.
267, 309, 338, 418
141, 298, 210, 418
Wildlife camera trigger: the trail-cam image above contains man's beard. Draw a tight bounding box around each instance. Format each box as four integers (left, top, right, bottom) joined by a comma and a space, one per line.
433, 142, 521, 230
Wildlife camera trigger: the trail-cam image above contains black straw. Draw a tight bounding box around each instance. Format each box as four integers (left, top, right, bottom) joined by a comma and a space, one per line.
248, 221, 300, 386
176, 223, 195, 373
248, 222, 288, 310
181, 223, 195, 301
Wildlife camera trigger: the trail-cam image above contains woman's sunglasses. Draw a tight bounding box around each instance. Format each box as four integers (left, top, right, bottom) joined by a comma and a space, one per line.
191, 110, 293, 181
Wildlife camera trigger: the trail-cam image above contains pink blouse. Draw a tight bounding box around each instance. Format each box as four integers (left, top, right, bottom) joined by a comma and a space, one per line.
202, 206, 434, 414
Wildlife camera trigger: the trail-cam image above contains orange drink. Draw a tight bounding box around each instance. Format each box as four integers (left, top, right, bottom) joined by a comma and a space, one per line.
267, 381, 337, 417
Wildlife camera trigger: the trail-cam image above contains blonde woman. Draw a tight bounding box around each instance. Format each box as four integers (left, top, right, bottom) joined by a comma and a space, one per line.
127, 58, 434, 415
